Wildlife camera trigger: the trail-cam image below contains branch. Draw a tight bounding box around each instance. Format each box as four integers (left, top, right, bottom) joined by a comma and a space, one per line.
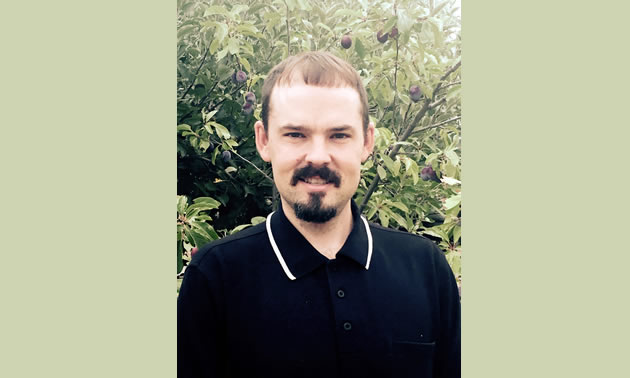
414, 116, 461, 134
231, 150, 274, 184
198, 152, 273, 185
359, 60, 461, 212
392, 37, 400, 137
204, 82, 245, 115
438, 80, 461, 92
177, 79, 220, 124
179, 47, 209, 101
285, 1, 290, 56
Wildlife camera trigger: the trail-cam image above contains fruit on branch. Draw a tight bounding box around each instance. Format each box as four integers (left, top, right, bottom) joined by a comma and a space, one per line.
420, 166, 440, 182
409, 85, 422, 102
390, 27, 399, 39
231, 70, 247, 84
341, 35, 352, 49
245, 91, 256, 104
376, 30, 389, 43
222, 150, 232, 162
242, 102, 254, 115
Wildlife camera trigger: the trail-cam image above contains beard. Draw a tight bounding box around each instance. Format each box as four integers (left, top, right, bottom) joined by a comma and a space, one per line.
291, 192, 337, 223
288, 164, 341, 223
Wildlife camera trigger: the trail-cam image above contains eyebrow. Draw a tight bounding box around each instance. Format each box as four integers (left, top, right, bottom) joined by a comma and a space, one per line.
277, 124, 355, 132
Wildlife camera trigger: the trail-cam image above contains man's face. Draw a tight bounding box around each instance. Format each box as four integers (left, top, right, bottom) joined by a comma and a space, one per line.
255, 83, 374, 223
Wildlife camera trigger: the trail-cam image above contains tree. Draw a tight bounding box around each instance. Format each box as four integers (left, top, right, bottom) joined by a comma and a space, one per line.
177, 0, 461, 290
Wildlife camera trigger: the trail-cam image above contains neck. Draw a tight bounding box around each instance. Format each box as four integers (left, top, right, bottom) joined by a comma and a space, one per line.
281, 199, 353, 259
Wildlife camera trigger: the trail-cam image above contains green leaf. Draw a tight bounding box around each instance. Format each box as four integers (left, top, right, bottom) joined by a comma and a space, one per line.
419, 82, 433, 99
377, 165, 387, 180
384, 16, 398, 33
177, 195, 188, 214
332, 9, 358, 18
392, 159, 401, 176
208, 122, 231, 139
209, 38, 221, 54
214, 23, 228, 44
192, 221, 219, 241
204, 5, 228, 17
238, 56, 251, 73
230, 4, 248, 15
316, 22, 332, 33
192, 196, 221, 208
178, 25, 195, 39
225, 139, 239, 147
397, 9, 414, 34
188, 229, 212, 248
216, 48, 228, 62
445, 148, 460, 166
430, 1, 449, 17
230, 224, 251, 234
177, 124, 193, 133
296, 0, 312, 11
452, 225, 461, 244
354, 38, 366, 59
177, 241, 183, 274
227, 38, 239, 55
444, 194, 461, 210
382, 154, 395, 174
378, 209, 390, 228
225, 166, 237, 173
366, 204, 378, 220
390, 201, 409, 213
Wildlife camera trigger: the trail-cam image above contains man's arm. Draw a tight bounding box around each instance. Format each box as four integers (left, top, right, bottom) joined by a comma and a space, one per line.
177, 253, 227, 378
433, 246, 461, 378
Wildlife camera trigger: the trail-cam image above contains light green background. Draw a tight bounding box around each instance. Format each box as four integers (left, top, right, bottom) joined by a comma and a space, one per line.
1, 1, 629, 377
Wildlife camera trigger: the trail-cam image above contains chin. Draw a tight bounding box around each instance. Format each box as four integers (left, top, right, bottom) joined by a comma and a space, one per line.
289, 193, 339, 223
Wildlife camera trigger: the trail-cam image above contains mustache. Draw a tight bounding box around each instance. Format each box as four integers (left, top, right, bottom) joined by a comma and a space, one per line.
290, 165, 341, 187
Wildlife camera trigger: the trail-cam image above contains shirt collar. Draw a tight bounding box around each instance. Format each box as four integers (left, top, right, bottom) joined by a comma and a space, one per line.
265, 200, 373, 280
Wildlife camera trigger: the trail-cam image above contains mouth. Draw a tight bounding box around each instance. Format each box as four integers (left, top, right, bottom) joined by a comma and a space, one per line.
290, 165, 341, 188
300, 176, 331, 185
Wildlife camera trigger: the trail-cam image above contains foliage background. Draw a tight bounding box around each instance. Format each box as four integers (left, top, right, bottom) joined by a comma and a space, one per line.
177, 0, 461, 292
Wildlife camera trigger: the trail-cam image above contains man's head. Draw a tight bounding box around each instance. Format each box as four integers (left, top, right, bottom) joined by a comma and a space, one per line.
261, 51, 370, 135
254, 51, 375, 224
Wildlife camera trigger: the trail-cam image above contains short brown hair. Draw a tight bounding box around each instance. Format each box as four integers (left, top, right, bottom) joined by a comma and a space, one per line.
261, 51, 369, 133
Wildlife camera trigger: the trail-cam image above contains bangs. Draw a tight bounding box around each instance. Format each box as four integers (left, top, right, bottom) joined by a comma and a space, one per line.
261, 51, 369, 132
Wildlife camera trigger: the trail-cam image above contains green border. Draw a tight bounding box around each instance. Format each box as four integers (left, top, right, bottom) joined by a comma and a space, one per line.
464, 0, 630, 377
3, 0, 630, 376
1, 1, 175, 377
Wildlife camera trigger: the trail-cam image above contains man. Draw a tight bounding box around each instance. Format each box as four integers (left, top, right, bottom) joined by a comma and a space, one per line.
178, 51, 460, 378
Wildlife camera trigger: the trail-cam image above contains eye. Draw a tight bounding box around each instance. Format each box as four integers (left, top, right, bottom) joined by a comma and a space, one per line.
284, 132, 305, 138
331, 133, 350, 139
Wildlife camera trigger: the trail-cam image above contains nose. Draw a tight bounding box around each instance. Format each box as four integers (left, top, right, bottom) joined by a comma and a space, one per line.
304, 137, 331, 166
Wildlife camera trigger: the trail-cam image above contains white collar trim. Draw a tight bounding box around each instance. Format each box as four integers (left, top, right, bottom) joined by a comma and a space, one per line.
265, 211, 373, 281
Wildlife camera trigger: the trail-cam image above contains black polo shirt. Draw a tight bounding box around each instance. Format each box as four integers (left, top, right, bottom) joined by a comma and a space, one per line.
178, 201, 460, 378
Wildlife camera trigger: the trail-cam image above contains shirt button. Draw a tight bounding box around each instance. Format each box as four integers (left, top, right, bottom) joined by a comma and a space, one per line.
343, 322, 352, 331
337, 289, 345, 298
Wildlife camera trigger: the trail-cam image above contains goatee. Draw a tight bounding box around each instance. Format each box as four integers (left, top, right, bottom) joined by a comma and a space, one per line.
292, 192, 337, 223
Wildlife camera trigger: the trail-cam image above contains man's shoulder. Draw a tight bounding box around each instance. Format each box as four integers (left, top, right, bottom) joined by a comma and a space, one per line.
367, 221, 443, 259
190, 222, 268, 266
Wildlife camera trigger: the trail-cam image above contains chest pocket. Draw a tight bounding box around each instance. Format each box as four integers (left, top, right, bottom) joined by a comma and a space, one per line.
392, 340, 435, 378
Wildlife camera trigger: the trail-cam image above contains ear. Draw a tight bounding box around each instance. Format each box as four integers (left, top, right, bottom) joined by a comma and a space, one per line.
254, 120, 272, 162
361, 121, 375, 162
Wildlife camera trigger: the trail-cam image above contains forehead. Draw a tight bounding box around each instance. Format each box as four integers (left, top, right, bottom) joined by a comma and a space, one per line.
268, 84, 362, 131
